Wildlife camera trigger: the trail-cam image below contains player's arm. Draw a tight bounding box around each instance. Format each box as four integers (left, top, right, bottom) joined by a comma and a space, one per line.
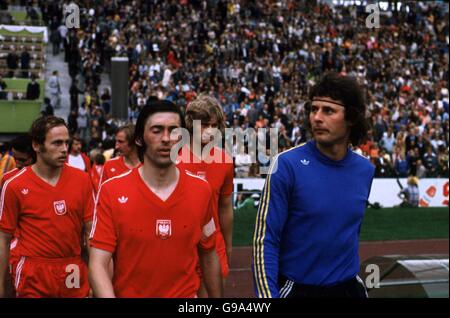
0, 231, 12, 298
219, 163, 235, 262
198, 246, 223, 298
84, 221, 93, 254
0, 182, 19, 298
218, 194, 233, 262
199, 196, 223, 298
83, 181, 96, 256
89, 247, 115, 298
253, 156, 291, 298
88, 181, 117, 297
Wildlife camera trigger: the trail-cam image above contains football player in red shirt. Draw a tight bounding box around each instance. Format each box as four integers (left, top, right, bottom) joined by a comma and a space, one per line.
0, 134, 34, 297
0, 116, 94, 298
177, 95, 234, 297
89, 100, 222, 298
99, 124, 141, 183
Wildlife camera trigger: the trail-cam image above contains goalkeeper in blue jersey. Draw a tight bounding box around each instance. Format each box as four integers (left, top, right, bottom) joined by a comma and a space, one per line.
253, 72, 375, 298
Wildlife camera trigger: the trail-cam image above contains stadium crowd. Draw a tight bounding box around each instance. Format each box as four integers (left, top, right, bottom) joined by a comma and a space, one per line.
12, 0, 449, 179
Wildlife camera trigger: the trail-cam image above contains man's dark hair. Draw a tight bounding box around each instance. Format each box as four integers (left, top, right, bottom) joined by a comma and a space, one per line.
11, 134, 36, 163
11, 134, 33, 154
94, 153, 106, 165
29, 116, 67, 146
306, 72, 369, 145
69, 135, 83, 152
135, 99, 185, 162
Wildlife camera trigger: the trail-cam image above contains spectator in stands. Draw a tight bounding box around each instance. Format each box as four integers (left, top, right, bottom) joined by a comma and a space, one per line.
380, 128, 395, 154
423, 147, 439, 177
395, 152, 409, 178
437, 146, 449, 178
50, 16, 61, 55
70, 79, 82, 110
26, 6, 40, 23
20, 48, 30, 78
100, 88, 111, 114
416, 160, 427, 179
0, 75, 7, 99
67, 109, 78, 135
40, 97, 54, 117
235, 144, 252, 178
6, 46, 19, 77
26, 74, 40, 100
77, 103, 89, 141
48, 70, 61, 108
397, 176, 420, 208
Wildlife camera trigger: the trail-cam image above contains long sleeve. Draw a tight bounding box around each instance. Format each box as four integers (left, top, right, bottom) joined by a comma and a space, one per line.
252, 156, 292, 298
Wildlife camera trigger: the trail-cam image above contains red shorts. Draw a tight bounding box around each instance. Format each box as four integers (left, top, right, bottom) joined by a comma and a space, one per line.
197, 231, 229, 279
11, 256, 89, 298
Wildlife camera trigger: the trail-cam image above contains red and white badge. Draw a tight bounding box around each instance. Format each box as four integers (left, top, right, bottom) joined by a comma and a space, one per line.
156, 220, 172, 239
53, 200, 67, 216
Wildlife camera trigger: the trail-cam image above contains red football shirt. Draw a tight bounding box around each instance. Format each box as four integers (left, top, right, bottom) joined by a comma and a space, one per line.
177, 146, 234, 255
99, 156, 131, 184
0, 164, 94, 258
90, 167, 217, 298
1, 168, 20, 188
90, 164, 104, 194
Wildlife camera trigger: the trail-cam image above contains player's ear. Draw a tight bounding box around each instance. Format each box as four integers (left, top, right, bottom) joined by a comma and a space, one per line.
32, 141, 41, 153
135, 137, 143, 147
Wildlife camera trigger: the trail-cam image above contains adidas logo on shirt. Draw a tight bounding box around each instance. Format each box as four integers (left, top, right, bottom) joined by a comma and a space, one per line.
300, 159, 310, 166
21, 188, 29, 195
118, 196, 128, 204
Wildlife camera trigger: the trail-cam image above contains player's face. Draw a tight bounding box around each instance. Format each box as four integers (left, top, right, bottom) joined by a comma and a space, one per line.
115, 131, 132, 157
71, 140, 82, 155
12, 148, 32, 170
35, 125, 69, 168
142, 112, 181, 168
200, 116, 219, 145
310, 97, 351, 147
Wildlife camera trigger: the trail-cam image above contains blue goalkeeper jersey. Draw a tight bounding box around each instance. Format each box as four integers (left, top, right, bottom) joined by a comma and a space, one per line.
253, 140, 375, 298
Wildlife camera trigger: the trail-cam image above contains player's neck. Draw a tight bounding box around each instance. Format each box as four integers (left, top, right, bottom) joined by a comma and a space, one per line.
314, 140, 349, 161
138, 164, 179, 201
31, 161, 62, 186
124, 151, 140, 168
139, 162, 178, 188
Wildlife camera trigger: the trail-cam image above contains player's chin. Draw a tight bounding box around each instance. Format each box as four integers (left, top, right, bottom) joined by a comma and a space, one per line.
155, 157, 174, 169
314, 136, 333, 146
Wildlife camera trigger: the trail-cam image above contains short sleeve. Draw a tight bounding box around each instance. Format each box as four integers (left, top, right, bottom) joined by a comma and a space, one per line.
83, 175, 95, 223
89, 184, 117, 253
0, 183, 20, 235
220, 162, 234, 197
198, 194, 217, 251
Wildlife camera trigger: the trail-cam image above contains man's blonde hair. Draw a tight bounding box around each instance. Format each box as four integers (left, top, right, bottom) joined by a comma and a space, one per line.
185, 95, 226, 133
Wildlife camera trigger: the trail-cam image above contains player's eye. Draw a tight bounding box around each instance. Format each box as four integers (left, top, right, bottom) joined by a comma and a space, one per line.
324, 107, 335, 114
